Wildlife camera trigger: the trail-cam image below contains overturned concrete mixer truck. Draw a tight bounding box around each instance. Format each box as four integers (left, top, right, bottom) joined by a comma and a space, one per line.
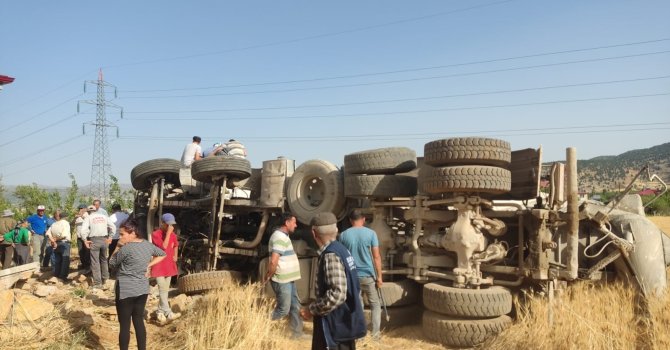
130, 137, 668, 348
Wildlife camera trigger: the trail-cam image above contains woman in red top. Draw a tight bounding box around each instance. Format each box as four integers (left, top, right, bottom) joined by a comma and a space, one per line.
150, 213, 180, 324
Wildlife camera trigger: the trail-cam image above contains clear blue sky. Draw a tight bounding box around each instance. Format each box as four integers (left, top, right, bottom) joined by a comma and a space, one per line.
1, 0, 669, 187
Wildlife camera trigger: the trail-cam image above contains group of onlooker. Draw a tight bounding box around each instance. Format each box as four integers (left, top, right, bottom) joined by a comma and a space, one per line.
267, 209, 382, 349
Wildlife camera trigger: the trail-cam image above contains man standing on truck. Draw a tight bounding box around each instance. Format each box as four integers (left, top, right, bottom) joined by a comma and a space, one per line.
338, 209, 383, 340
300, 212, 366, 350
180, 136, 203, 167
264, 212, 305, 339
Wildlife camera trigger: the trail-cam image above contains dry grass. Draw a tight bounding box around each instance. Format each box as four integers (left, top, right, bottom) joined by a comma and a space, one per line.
649, 216, 670, 233
0, 306, 87, 350
486, 276, 670, 349
152, 282, 297, 350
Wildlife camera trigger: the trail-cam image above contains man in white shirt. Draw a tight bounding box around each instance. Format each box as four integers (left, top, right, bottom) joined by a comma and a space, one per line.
181, 136, 203, 167
108, 203, 129, 268
46, 212, 72, 281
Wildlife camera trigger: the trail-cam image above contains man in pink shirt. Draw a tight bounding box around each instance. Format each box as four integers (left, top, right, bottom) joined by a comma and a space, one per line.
150, 213, 180, 324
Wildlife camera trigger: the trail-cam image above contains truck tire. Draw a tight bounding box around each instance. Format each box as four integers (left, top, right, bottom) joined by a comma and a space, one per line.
422, 165, 511, 194
344, 175, 417, 198
177, 270, 242, 295
423, 283, 512, 317
363, 304, 422, 329
287, 160, 345, 225
130, 158, 181, 191
424, 137, 511, 167
344, 147, 417, 175
191, 157, 251, 183
363, 279, 421, 307
423, 311, 511, 348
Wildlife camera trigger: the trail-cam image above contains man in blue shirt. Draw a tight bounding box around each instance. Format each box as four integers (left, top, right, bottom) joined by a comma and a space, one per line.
26, 205, 49, 266
338, 209, 383, 340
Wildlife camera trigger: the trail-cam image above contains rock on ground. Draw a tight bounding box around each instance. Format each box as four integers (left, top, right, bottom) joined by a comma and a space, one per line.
13, 293, 54, 322
34, 285, 57, 297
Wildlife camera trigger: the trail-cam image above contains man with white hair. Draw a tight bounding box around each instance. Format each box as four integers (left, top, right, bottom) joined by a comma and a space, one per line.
82, 205, 115, 289
300, 212, 366, 350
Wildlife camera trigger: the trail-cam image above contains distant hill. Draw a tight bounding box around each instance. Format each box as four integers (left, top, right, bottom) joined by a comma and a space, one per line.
578, 142, 670, 193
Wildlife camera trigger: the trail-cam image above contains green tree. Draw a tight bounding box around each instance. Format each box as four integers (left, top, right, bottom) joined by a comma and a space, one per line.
109, 175, 134, 210
0, 176, 12, 212
14, 183, 61, 218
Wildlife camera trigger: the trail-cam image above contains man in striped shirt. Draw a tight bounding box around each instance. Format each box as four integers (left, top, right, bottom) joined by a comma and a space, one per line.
264, 212, 304, 339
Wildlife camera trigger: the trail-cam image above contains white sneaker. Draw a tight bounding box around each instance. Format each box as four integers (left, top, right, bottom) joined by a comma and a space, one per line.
156, 312, 167, 324
167, 312, 181, 321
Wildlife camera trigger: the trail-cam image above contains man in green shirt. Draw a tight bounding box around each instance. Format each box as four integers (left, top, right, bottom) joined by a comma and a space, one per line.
0, 220, 31, 268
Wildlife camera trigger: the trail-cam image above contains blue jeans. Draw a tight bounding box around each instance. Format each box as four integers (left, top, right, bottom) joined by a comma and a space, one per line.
360, 276, 381, 338
52, 241, 71, 280
270, 280, 303, 337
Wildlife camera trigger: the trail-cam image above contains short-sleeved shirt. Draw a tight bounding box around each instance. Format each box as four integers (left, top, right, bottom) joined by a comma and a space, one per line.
109, 211, 130, 240
181, 142, 203, 167
109, 240, 166, 300
268, 229, 301, 283
46, 219, 71, 242
150, 228, 178, 277
26, 214, 48, 235
2, 227, 30, 244
338, 226, 379, 278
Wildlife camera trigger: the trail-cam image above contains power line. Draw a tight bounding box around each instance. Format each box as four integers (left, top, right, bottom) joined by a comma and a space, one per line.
121, 37, 670, 93
116, 122, 670, 141
0, 69, 96, 117
0, 93, 83, 134
0, 135, 84, 168
104, 0, 516, 69
122, 92, 670, 121
2, 145, 92, 178
118, 50, 670, 99
118, 75, 670, 117
118, 127, 670, 143
0, 112, 81, 148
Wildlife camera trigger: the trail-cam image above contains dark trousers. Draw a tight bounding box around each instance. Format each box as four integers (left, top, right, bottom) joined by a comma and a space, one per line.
77, 238, 91, 268
14, 244, 29, 266
52, 241, 71, 280
312, 316, 356, 350
115, 283, 148, 350
0, 244, 13, 269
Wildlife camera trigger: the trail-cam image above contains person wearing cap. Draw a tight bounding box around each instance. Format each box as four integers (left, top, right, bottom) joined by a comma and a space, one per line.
0, 209, 17, 234
46, 212, 72, 280
338, 209, 383, 340
74, 204, 91, 271
0, 220, 31, 268
81, 204, 115, 289
264, 212, 305, 339
202, 142, 225, 158
180, 136, 203, 167
150, 213, 181, 324
300, 212, 366, 350
26, 205, 49, 266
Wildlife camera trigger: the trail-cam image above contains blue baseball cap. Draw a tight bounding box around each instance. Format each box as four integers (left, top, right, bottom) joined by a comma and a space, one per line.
161, 213, 176, 225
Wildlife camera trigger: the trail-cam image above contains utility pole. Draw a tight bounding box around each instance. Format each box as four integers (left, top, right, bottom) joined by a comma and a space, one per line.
78, 69, 123, 202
